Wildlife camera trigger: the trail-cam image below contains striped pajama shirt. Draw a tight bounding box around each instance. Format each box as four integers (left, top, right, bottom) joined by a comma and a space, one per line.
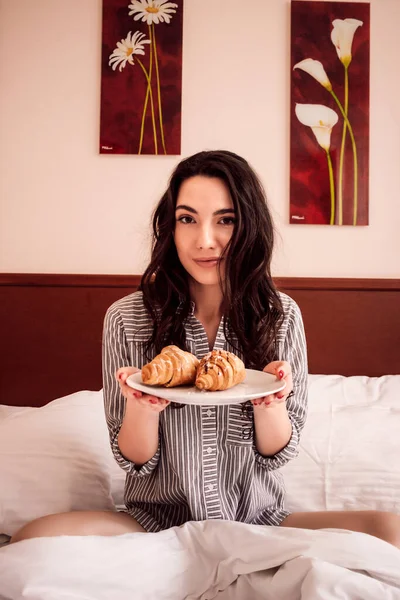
102, 291, 308, 532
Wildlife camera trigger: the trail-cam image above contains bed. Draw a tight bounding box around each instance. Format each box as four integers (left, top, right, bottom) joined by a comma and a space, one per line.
1, 273, 400, 599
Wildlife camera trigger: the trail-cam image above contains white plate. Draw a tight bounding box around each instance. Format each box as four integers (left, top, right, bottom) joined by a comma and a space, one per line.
126, 369, 286, 406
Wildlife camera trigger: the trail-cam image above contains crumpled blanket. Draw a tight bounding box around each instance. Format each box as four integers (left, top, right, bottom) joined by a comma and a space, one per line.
1, 520, 400, 599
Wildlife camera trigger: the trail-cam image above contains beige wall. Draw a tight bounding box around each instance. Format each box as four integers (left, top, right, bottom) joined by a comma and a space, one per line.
0, 0, 399, 277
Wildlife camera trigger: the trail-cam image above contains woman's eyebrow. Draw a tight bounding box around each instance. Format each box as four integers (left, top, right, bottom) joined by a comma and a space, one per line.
175, 204, 197, 213
175, 204, 235, 216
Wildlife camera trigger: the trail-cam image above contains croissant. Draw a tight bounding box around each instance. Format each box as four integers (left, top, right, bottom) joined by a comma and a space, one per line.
195, 350, 246, 391
141, 345, 200, 387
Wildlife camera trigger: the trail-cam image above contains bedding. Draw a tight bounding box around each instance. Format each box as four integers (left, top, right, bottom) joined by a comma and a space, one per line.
1, 520, 400, 599
0, 390, 125, 537
1, 375, 400, 596
282, 374, 400, 515
1, 375, 399, 538
1, 375, 399, 549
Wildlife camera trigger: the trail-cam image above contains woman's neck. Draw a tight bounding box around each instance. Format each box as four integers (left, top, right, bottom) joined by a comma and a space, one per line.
189, 280, 223, 324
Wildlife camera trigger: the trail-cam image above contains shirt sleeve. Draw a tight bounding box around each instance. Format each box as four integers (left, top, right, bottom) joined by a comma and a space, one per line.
254, 298, 308, 471
102, 302, 160, 477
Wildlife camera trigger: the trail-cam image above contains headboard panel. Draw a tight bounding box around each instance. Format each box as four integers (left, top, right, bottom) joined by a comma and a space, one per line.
0, 274, 139, 407
1, 274, 399, 406
274, 277, 400, 379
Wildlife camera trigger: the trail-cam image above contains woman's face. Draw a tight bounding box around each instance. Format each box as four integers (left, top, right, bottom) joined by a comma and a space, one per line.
174, 175, 235, 287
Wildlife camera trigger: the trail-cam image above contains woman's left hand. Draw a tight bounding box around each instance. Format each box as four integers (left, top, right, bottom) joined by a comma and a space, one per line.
251, 361, 293, 409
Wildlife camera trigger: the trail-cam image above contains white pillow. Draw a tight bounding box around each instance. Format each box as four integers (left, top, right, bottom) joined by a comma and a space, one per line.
0, 391, 125, 537
282, 374, 400, 514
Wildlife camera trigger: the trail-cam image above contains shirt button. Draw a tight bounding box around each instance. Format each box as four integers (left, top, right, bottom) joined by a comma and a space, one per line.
207, 484, 214, 491
206, 447, 213, 454
206, 409, 212, 417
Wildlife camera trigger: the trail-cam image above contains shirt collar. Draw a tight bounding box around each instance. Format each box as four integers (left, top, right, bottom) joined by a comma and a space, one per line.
177, 299, 196, 317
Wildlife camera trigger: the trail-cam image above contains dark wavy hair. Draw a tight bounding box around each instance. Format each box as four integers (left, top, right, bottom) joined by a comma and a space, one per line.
139, 150, 284, 371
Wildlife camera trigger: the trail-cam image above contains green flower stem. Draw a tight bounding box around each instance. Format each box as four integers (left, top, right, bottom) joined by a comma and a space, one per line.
330, 88, 358, 226
151, 24, 167, 155
147, 34, 158, 155
337, 66, 349, 226
138, 71, 151, 155
136, 59, 158, 155
326, 150, 335, 226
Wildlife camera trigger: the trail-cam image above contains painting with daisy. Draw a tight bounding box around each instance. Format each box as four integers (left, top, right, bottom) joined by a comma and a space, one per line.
100, 0, 183, 155
290, 1, 370, 226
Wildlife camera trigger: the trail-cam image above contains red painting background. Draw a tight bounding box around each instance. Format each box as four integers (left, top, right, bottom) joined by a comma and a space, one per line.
100, 0, 183, 155
290, 1, 370, 225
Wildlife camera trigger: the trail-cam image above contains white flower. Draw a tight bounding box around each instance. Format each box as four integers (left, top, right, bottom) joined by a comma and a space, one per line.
295, 103, 339, 152
294, 58, 332, 91
128, 0, 178, 25
109, 31, 150, 72
331, 18, 363, 67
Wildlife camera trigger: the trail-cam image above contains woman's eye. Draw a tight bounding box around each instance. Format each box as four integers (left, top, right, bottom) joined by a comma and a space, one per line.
219, 217, 236, 226
177, 215, 195, 224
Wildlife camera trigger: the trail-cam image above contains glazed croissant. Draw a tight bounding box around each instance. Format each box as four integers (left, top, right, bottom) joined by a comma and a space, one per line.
195, 350, 246, 391
141, 345, 200, 387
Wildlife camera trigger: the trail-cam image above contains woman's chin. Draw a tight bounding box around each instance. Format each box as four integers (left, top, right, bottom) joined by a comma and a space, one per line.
188, 271, 222, 287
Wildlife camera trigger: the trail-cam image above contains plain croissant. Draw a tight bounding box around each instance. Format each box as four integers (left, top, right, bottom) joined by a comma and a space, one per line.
141, 345, 200, 387
195, 350, 246, 391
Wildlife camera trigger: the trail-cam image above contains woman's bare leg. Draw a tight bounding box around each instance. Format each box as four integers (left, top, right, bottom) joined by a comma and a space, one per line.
10, 510, 145, 544
281, 510, 400, 549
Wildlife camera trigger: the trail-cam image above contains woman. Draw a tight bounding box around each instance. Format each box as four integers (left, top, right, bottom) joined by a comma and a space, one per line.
11, 150, 400, 546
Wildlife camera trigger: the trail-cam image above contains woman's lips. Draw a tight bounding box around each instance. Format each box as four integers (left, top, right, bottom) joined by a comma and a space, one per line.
193, 258, 220, 268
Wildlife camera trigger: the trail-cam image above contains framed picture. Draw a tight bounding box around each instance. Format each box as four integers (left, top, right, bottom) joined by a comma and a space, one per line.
290, 1, 370, 226
100, 0, 184, 155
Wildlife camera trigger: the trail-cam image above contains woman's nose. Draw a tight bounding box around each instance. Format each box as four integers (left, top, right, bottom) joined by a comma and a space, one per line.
196, 224, 216, 249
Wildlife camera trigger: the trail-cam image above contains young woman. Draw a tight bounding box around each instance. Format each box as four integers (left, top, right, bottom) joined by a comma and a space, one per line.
11, 150, 400, 546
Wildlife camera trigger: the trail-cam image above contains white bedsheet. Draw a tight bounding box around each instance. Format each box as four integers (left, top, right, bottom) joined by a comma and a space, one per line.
1, 520, 400, 599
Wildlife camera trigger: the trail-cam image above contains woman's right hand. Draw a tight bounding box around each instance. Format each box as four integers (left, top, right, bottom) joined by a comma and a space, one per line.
115, 367, 170, 413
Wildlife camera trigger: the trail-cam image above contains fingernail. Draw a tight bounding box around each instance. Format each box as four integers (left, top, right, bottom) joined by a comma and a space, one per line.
277, 394, 284, 399
278, 370, 284, 379
149, 398, 157, 404
133, 392, 141, 399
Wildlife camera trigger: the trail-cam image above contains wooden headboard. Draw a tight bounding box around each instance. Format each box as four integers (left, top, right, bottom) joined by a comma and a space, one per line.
1, 274, 399, 407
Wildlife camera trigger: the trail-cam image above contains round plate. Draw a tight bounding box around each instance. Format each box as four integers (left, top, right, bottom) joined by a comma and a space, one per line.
126, 369, 286, 406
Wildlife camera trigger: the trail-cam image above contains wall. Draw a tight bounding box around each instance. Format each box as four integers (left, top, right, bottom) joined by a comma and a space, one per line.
0, 0, 399, 277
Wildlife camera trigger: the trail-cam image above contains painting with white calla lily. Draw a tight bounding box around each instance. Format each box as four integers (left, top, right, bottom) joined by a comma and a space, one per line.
290, 2, 369, 227
294, 59, 332, 91
295, 104, 338, 225
100, 0, 183, 155
331, 18, 363, 67
295, 104, 338, 152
